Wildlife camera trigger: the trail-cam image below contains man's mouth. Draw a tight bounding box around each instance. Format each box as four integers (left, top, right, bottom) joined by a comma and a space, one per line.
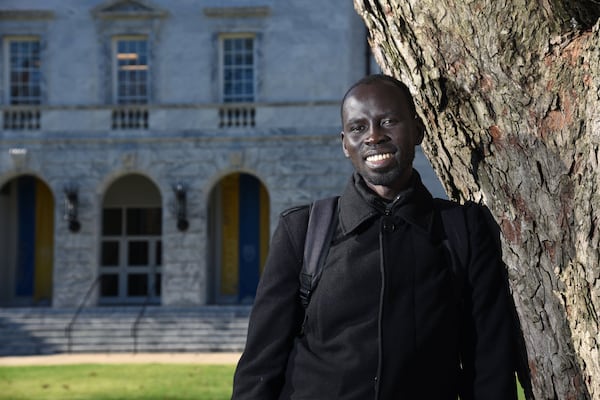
365, 152, 393, 162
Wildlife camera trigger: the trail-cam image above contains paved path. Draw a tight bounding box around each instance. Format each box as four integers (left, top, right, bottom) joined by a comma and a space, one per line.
0, 352, 242, 366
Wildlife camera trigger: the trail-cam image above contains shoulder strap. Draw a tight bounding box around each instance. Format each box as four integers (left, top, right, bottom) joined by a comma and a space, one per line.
436, 199, 470, 288
299, 196, 339, 308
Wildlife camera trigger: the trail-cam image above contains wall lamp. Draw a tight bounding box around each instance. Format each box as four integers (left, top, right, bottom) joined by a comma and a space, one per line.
63, 184, 81, 232
173, 182, 189, 231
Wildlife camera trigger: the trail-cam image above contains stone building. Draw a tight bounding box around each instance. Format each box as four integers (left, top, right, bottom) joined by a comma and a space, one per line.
0, 0, 445, 310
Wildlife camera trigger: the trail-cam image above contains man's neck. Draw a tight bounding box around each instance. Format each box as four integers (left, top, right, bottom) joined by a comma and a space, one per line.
363, 172, 414, 201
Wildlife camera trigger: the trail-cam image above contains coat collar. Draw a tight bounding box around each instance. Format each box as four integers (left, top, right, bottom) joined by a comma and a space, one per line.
338, 170, 436, 236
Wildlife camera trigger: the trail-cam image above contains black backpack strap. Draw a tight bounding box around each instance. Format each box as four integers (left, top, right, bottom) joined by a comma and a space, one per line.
435, 199, 470, 296
299, 196, 339, 308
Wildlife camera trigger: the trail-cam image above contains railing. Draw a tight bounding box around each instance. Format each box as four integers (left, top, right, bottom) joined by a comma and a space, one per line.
131, 294, 152, 354
65, 275, 103, 353
3, 108, 41, 130
112, 107, 149, 129
219, 105, 256, 127
0, 100, 339, 133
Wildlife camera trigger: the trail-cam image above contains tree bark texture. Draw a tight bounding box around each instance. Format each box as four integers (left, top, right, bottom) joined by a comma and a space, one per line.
353, 1, 600, 399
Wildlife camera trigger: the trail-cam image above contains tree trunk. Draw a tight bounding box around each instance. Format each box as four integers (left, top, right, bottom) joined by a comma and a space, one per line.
353, 1, 600, 398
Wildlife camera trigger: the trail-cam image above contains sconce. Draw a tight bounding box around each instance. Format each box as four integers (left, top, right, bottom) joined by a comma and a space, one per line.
63, 184, 81, 232
173, 182, 189, 231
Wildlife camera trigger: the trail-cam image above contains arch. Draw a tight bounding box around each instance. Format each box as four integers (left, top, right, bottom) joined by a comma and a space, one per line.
208, 172, 270, 304
97, 169, 161, 198
99, 173, 162, 305
0, 175, 55, 306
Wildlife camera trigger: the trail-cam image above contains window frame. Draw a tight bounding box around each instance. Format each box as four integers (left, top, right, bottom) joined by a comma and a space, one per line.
111, 35, 151, 105
219, 33, 257, 103
3, 36, 42, 105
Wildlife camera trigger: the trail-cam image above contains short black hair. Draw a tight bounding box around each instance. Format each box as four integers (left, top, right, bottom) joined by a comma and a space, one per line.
341, 74, 418, 119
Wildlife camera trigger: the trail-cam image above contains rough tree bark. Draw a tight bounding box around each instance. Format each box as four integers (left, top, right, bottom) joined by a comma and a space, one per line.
353, 0, 600, 399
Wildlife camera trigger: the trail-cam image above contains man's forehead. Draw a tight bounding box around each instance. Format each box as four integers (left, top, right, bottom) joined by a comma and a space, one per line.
343, 82, 411, 113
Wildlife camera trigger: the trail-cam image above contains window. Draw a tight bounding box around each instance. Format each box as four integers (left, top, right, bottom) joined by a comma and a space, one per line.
113, 37, 149, 105
3, 37, 42, 130
221, 36, 255, 103
219, 35, 256, 127
7, 38, 41, 105
111, 36, 149, 129
100, 207, 162, 304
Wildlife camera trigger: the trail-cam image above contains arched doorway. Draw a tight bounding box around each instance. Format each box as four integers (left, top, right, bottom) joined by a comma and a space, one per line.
209, 173, 269, 304
99, 174, 162, 305
0, 175, 54, 306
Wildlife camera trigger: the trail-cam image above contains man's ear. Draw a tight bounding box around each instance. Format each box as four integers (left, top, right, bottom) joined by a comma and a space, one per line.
340, 131, 350, 157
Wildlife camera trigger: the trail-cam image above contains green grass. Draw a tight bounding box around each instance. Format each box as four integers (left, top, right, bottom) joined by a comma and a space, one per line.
517, 380, 526, 400
0, 364, 526, 400
0, 364, 236, 400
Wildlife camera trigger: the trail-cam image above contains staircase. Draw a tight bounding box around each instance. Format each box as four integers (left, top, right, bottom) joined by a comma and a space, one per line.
0, 306, 251, 356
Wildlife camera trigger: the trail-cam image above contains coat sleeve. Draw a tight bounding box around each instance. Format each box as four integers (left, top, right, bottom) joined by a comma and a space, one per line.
231, 208, 307, 400
460, 204, 518, 400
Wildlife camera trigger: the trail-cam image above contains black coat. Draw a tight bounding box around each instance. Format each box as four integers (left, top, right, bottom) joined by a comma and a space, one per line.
232, 172, 517, 400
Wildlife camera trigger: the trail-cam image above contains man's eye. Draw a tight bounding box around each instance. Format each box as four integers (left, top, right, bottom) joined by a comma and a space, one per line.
381, 119, 396, 127
350, 125, 364, 133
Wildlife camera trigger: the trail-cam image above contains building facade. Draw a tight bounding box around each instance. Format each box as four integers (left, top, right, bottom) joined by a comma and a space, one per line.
0, 0, 445, 309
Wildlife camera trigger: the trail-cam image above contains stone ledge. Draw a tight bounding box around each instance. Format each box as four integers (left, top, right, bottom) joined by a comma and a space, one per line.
203, 6, 270, 19
0, 10, 55, 20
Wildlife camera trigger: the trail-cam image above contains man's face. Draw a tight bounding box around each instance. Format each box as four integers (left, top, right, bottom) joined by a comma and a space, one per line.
341, 81, 424, 199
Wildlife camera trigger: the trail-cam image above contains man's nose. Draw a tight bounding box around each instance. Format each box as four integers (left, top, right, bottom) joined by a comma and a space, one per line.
365, 124, 389, 145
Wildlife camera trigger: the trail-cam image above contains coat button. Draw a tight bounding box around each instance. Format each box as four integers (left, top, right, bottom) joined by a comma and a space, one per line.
382, 218, 395, 232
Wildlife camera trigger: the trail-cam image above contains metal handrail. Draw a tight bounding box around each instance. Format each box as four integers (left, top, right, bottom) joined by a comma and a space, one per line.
131, 294, 152, 354
65, 275, 102, 353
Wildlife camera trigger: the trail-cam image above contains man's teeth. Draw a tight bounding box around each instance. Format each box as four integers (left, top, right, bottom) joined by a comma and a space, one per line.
366, 153, 393, 162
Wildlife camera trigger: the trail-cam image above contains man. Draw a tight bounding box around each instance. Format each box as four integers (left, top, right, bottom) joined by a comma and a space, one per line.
231, 75, 518, 399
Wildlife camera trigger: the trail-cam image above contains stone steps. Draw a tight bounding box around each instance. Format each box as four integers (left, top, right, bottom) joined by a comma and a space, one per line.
0, 306, 251, 356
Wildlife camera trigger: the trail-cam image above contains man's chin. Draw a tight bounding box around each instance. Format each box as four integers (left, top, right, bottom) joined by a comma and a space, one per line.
362, 169, 402, 187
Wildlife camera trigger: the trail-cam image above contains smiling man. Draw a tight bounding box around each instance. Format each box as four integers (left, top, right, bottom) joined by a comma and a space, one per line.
231, 75, 518, 400
341, 75, 424, 199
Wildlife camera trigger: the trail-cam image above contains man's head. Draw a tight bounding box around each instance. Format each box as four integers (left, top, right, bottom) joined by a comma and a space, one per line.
340, 75, 424, 200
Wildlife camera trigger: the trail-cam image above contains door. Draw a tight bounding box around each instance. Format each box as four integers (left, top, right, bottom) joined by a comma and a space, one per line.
99, 174, 162, 305
0, 175, 54, 306
210, 173, 269, 304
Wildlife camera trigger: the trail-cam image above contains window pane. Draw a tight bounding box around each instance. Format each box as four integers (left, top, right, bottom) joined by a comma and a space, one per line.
156, 241, 162, 265
8, 39, 42, 105
115, 38, 149, 104
126, 208, 161, 235
128, 241, 149, 266
155, 273, 161, 296
101, 241, 120, 266
222, 37, 255, 103
102, 208, 122, 235
128, 274, 148, 296
100, 274, 119, 297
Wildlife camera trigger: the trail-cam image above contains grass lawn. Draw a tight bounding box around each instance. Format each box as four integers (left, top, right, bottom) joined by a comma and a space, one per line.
0, 364, 236, 400
0, 363, 526, 399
